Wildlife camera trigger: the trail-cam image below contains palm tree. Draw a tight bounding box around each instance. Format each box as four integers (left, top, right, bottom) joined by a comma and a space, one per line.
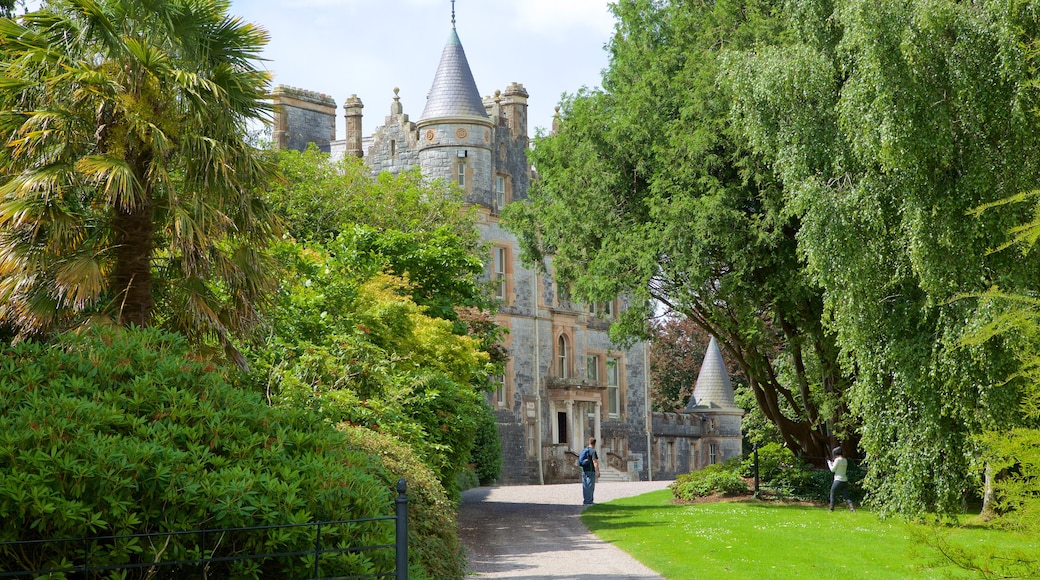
0, 0, 279, 364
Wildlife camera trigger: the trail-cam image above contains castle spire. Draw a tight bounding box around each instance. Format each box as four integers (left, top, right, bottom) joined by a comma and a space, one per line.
685, 336, 738, 411
451, 0, 456, 28
420, 19, 488, 121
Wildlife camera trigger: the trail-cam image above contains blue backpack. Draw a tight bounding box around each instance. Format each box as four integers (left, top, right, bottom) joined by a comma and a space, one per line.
577, 447, 593, 470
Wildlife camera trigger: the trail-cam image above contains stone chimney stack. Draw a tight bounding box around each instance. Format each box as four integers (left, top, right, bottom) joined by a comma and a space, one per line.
343, 94, 365, 158
501, 82, 529, 140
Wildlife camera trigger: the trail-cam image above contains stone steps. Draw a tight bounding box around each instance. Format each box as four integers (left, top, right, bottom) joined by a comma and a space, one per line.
598, 467, 636, 482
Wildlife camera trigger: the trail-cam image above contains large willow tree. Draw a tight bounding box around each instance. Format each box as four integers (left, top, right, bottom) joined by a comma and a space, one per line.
725, 0, 1040, 516
0, 0, 277, 363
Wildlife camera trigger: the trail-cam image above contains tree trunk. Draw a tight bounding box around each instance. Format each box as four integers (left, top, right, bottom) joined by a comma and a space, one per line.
111, 189, 155, 328
980, 462, 997, 520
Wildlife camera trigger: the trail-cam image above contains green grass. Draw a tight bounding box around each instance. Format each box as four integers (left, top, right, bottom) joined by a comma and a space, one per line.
583, 490, 1039, 579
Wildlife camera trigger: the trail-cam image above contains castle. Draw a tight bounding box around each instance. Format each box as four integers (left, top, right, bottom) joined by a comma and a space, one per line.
269, 17, 742, 484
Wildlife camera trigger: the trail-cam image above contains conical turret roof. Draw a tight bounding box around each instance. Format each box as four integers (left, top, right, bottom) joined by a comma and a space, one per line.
685, 336, 738, 411
420, 27, 489, 121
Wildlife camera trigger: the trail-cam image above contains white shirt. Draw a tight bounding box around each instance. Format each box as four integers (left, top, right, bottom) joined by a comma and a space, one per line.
828, 456, 848, 482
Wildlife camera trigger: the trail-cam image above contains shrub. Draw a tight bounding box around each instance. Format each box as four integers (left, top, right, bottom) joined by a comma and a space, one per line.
741, 443, 866, 502
340, 425, 465, 580
670, 459, 749, 501
457, 467, 480, 491
471, 400, 502, 486
0, 327, 397, 578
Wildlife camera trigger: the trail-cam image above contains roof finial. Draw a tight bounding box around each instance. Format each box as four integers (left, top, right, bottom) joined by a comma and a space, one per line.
451, 0, 456, 28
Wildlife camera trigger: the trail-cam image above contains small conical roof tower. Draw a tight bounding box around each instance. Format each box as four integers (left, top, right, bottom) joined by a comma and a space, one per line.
420, 15, 488, 122
685, 336, 738, 411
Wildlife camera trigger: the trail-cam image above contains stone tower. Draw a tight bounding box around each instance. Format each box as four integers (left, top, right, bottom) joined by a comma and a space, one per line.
417, 25, 494, 208
683, 336, 744, 467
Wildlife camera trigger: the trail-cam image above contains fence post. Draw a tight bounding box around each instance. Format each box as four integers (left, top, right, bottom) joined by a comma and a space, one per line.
395, 478, 408, 580
314, 522, 322, 579
753, 444, 760, 498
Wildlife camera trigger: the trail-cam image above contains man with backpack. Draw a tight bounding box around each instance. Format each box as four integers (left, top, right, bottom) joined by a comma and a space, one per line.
578, 437, 599, 505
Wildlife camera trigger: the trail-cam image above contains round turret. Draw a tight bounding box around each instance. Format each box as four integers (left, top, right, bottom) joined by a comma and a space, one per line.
417, 26, 493, 206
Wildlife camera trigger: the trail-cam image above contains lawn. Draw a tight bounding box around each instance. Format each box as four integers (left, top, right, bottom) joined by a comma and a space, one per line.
583, 490, 1039, 579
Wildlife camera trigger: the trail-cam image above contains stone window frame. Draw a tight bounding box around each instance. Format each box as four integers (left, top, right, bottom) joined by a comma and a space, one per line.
586, 353, 600, 384
606, 355, 623, 418
495, 174, 511, 212
554, 329, 578, 380
491, 244, 511, 304
456, 158, 467, 190
589, 299, 617, 319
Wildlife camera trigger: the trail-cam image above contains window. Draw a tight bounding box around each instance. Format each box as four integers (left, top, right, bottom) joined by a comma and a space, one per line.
607, 357, 620, 417
557, 335, 569, 378
492, 246, 507, 300
590, 301, 614, 318
586, 354, 599, 383
495, 175, 507, 210
457, 160, 466, 187
493, 374, 506, 407
390, 139, 396, 157
557, 283, 571, 307
709, 443, 719, 465
667, 441, 676, 471
526, 423, 536, 457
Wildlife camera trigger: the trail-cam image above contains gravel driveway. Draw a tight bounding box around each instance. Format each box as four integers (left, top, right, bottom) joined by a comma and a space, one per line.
458, 480, 673, 579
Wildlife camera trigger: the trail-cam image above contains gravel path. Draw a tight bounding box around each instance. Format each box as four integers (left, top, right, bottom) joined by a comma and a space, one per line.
458, 480, 673, 579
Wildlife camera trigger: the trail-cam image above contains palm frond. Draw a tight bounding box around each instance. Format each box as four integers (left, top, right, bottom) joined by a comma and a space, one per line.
54, 254, 105, 309
75, 155, 141, 210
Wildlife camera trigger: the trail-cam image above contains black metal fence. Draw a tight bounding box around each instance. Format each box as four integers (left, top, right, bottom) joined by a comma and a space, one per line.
0, 479, 409, 580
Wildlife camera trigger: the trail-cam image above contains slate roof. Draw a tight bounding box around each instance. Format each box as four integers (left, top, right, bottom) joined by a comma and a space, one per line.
420, 28, 489, 121
685, 336, 738, 411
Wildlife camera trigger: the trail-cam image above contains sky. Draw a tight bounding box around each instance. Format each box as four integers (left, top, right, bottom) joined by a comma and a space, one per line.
227, 0, 617, 139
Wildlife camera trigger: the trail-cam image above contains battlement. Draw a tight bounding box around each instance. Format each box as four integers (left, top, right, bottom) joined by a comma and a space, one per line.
272, 85, 336, 109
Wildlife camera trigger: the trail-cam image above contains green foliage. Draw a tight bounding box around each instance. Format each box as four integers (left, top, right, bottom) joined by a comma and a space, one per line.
268, 147, 476, 245
742, 443, 864, 502
0, 327, 397, 578
340, 425, 466, 580
248, 235, 491, 499
669, 459, 749, 500
979, 428, 1040, 532
265, 148, 490, 322
724, 0, 1040, 516
254, 145, 502, 502
470, 400, 503, 486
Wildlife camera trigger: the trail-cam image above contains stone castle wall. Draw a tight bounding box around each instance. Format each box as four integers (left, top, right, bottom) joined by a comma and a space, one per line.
271, 86, 336, 152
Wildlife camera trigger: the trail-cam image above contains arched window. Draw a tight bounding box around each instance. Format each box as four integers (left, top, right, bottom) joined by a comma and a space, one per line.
557, 335, 569, 378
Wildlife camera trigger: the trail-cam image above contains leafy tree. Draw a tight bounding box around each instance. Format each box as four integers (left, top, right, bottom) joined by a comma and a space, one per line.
250, 236, 492, 498
648, 316, 710, 412
470, 399, 503, 486
504, 0, 854, 463
266, 148, 489, 322
255, 146, 503, 499
724, 0, 1040, 515
0, 0, 278, 364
